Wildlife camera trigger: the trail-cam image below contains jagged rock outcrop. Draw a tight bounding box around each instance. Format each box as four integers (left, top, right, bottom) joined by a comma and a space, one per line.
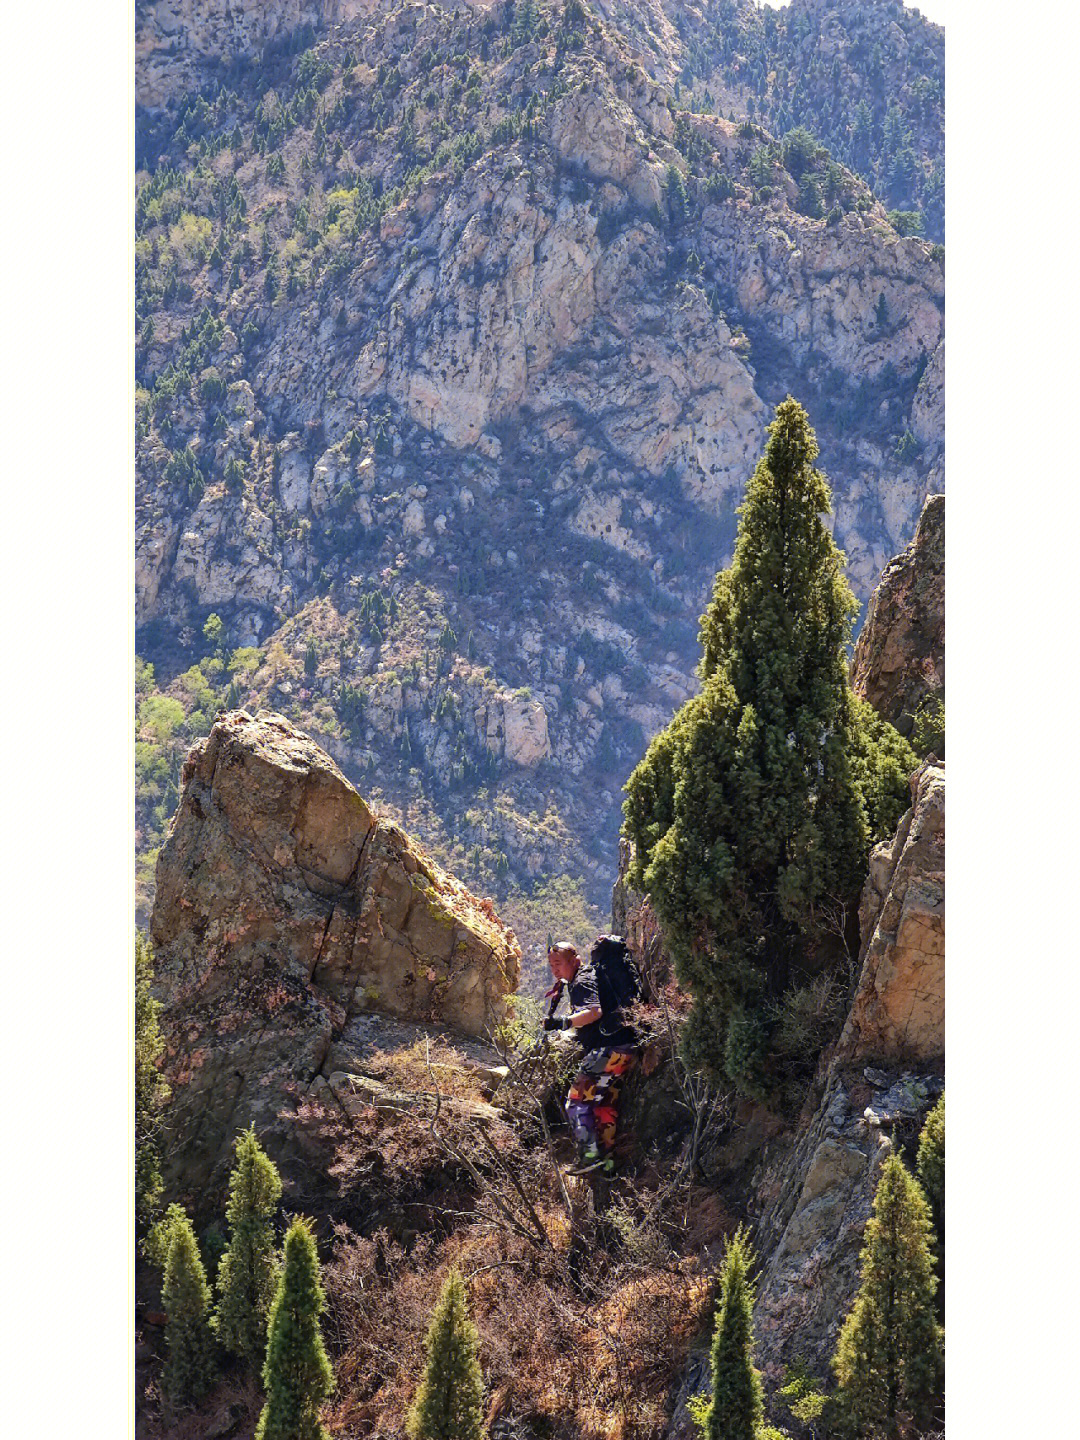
746, 1063, 943, 1388
852, 492, 944, 735
836, 758, 944, 1064
150, 709, 519, 1196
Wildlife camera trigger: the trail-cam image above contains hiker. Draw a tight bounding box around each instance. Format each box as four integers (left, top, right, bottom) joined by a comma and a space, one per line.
544, 938, 639, 1176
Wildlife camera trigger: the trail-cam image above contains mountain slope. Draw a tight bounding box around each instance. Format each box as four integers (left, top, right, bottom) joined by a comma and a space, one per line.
134, 0, 944, 958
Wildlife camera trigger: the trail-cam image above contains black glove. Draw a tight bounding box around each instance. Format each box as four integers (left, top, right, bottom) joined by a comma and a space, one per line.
543, 1016, 571, 1032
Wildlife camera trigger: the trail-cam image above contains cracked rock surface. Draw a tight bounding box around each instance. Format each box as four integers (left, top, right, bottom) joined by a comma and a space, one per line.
151, 708, 519, 1197
852, 492, 945, 736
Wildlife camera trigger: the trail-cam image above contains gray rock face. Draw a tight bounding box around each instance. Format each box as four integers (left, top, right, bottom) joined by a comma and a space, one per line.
150, 709, 520, 1197
852, 493, 945, 736
749, 1066, 943, 1382
749, 761, 945, 1381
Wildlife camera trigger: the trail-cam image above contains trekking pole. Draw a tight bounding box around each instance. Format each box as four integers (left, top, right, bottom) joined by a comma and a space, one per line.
529, 978, 565, 1059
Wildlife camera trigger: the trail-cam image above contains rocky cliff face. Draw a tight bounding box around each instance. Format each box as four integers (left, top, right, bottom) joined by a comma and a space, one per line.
150, 709, 519, 1196
135, 0, 945, 934
851, 489, 944, 738
748, 757, 943, 1381
836, 756, 944, 1064
136, 0, 376, 109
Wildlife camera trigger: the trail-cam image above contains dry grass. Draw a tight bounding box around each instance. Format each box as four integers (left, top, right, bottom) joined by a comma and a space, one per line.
362, 1036, 492, 1105
320, 1149, 726, 1440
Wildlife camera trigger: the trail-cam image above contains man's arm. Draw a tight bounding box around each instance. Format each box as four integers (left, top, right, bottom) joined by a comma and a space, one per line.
567, 1004, 602, 1027
543, 971, 602, 1031
545, 1004, 601, 1031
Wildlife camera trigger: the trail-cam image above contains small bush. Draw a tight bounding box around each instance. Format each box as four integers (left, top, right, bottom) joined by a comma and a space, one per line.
213, 1127, 283, 1368
256, 1217, 334, 1440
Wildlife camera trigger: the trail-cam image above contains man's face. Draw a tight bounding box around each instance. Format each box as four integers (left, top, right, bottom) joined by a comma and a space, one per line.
547, 947, 579, 982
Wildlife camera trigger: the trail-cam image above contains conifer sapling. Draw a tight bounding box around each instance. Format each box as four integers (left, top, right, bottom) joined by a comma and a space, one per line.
916, 1092, 945, 1244
832, 1153, 943, 1433
406, 1268, 486, 1440
135, 933, 170, 1241
212, 1126, 282, 1367
697, 1226, 763, 1440
161, 1208, 217, 1404
256, 1217, 334, 1440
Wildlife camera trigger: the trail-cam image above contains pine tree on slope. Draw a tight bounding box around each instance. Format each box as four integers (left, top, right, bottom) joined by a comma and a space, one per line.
212, 1126, 282, 1367
916, 1092, 945, 1246
256, 1217, 334, 1440
406, 1268, 486, 1440
698, 1227, 763, 1440
833, 1153, 943, 1434
624, 396, 915, 1087
135, 932, 170, 1241
161, 1208, 217, 1404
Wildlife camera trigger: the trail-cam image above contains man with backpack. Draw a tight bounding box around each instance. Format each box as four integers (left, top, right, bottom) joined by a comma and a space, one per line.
543, 936, 641, 1176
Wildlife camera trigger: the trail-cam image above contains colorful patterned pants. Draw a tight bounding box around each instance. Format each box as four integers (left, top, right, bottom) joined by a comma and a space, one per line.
565, 1047, 636, 1156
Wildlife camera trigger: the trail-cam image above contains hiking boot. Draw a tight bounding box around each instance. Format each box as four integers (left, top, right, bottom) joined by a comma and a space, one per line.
567, 1150, 616, 1177
567, 1148, 604, 1175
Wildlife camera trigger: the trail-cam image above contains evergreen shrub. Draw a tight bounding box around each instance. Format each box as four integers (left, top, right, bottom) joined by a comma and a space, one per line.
212, 1127, 283, 1367
832, 1155, 943, 1433
161, 1209, 218, 1404
256, 1217, 334, 1440
406, 1268, 486, 1440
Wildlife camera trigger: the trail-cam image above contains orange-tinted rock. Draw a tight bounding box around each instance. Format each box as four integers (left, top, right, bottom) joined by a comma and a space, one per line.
836, 759, 945, 1066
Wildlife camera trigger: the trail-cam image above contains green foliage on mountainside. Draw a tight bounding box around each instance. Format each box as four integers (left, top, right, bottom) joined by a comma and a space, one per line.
135, 0, 943, 925
651, 0, 944, 241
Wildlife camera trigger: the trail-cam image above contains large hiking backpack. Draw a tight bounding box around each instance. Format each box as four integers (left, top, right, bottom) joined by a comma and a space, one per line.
590, 934, 645, 1019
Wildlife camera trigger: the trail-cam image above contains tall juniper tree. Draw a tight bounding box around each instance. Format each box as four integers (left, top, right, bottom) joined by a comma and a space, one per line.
697, 1227, 763, 1440
256, 1217, 334, 1440
624, 397, 915, 1088
833, 1154, 943, 1434
161, 1208, 217, 1405
406, 1268, 486, 1440
212, 1127, 282, 1368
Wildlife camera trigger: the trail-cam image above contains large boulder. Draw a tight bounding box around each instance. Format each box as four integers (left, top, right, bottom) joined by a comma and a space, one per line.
851, 492, 944, 736
150, 710, 520, 1198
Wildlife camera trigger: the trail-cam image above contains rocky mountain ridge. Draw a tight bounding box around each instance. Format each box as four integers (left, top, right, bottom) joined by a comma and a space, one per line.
135, 0, 945, 950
